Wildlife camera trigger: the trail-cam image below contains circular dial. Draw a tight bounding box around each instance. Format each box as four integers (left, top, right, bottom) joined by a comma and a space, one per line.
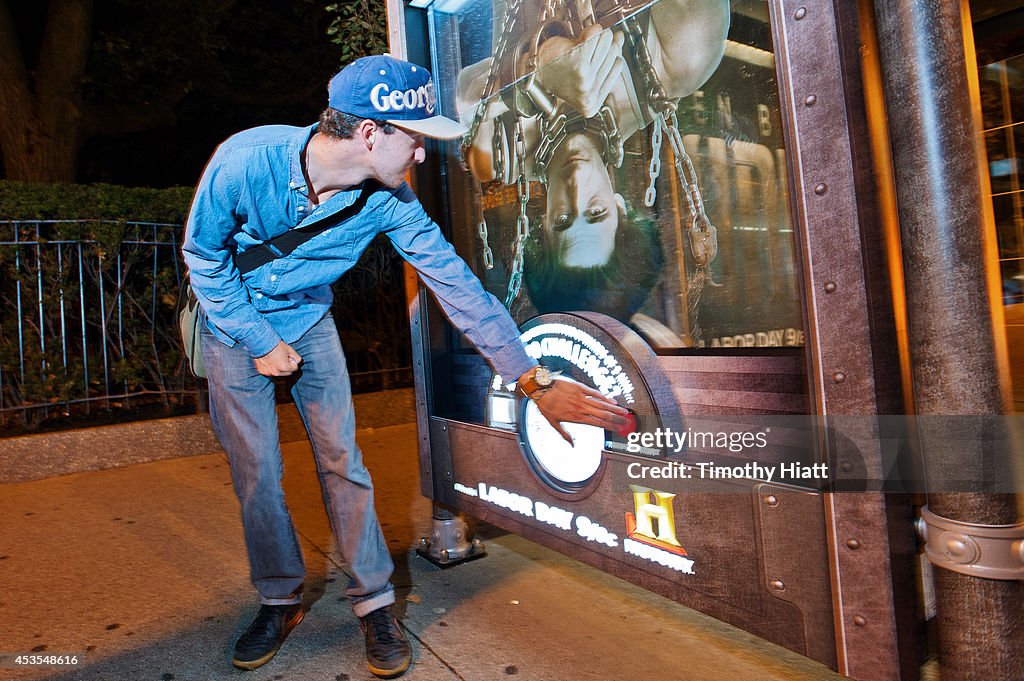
521, 379, 605, 490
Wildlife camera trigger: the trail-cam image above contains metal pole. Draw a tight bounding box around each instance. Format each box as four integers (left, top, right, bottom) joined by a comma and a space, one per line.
871, 1, 1023, 679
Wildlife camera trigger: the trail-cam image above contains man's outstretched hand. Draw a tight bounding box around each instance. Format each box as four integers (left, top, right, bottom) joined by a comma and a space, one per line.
530, 379, 631, 445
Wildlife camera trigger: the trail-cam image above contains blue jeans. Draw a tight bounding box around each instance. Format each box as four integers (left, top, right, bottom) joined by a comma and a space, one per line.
199, 312, 395, 617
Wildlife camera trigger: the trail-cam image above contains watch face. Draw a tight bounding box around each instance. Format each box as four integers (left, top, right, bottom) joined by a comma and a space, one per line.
534, 366, 554, 387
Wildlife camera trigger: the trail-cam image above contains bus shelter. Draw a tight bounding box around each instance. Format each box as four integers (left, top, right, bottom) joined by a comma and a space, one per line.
384, 1, 1024, 679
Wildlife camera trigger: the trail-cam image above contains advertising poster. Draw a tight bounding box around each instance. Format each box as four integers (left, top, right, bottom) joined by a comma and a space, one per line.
433, 0, 803, 350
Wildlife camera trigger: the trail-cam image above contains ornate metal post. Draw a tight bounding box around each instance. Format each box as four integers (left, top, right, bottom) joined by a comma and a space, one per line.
872, 1, 1024, 678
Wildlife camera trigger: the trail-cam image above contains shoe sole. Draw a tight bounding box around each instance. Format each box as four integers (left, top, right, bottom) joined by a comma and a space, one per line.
231, 608, 304, 671
367, 655, 411, 679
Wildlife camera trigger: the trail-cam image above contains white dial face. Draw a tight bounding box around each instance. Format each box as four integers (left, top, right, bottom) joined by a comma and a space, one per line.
523, 390, 604, 485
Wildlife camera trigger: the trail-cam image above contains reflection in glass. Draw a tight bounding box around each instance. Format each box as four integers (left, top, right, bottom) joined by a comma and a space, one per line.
426, 0, 803, 350
976, 29, 1024, 410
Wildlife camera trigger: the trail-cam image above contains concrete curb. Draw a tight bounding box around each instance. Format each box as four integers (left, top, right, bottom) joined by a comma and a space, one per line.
0, 388, 415, 483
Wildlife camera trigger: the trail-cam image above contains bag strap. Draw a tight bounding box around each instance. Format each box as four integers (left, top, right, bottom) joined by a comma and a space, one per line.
234, 182, 373, 275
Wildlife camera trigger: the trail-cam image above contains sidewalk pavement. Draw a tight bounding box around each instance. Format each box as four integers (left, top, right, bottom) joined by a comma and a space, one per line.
0, 419, 848, 681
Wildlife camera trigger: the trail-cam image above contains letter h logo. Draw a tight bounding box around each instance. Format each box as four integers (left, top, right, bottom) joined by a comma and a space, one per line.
625, 485, 687, 556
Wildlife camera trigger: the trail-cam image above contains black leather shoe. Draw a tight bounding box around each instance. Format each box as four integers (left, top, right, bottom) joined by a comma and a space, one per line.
231, 603, 304, 670
359, 607, 411, 678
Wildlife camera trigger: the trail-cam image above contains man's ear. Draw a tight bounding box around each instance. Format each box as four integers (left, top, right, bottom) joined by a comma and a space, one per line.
614, 192, 626, 215
357, 119, 377, 149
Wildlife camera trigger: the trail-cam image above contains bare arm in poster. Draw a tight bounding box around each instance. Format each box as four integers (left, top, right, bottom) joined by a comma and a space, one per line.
456, 0, 728, 318
458, 0, 730, 182
533, 0, 729, 125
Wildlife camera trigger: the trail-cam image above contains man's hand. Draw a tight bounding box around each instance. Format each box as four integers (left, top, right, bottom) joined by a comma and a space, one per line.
531, 379, 631, 445
254, 341, 302, 377
535, 23, 625, 118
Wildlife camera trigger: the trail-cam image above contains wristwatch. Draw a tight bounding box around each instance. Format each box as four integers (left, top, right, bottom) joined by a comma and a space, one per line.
518, 365, 555, 399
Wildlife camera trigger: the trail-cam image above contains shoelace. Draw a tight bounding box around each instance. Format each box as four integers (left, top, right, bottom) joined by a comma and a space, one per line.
366, 612, 400, 643
245, 607, 288, 637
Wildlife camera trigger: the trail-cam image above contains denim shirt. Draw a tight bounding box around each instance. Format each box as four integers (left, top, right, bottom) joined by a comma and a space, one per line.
182, 123, 535, 381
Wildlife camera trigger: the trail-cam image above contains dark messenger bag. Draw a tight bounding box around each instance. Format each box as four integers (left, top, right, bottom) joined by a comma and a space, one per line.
178, 183, 371, 379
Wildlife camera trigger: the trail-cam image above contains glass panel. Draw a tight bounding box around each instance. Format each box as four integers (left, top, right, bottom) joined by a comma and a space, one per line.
980, 62, 1009, 129
1002, 259, 1024, 306
1006, 54, 1024, 123
985, 130, 1011, 194
425, 0, 803, 351
975, 26, 1024, 411
993, 194, 1022, 256
1014, 123, 1024, 190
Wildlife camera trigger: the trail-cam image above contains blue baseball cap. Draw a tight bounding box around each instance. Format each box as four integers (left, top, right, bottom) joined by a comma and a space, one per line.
328, 54, 467, 140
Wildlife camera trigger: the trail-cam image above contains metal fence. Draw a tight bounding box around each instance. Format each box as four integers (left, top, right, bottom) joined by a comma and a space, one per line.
0, 220, 412, 432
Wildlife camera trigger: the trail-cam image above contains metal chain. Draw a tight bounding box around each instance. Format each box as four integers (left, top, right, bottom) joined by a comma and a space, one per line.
621, 11, 718, 270
505, 118, 532, 307
534, 105, 623, 183
621, 16, 675, 116
644, 115, 663, 206
478, 214, 495, 270
462, 0, 524, 160
467, 0, 703, 305
544, 0, 559, 22
462, 0, 526, 275
663, 112, 717, 268
626, 12, 671, 210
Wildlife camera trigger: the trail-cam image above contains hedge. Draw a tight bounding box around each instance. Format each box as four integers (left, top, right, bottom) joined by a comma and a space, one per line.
0, 181, 195, 223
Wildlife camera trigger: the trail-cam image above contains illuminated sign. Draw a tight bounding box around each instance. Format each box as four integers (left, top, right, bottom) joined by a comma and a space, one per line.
703, 328, 805, 348
456, 480, 619, 547
453, 478, 694, 572
521, 394, 605, 486
520, 323, 637, 404
487, 312, 683, 495
624, 485, 694, 574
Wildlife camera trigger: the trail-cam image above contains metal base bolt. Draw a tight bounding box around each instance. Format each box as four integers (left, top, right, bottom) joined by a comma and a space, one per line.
416, 507, 487, 569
